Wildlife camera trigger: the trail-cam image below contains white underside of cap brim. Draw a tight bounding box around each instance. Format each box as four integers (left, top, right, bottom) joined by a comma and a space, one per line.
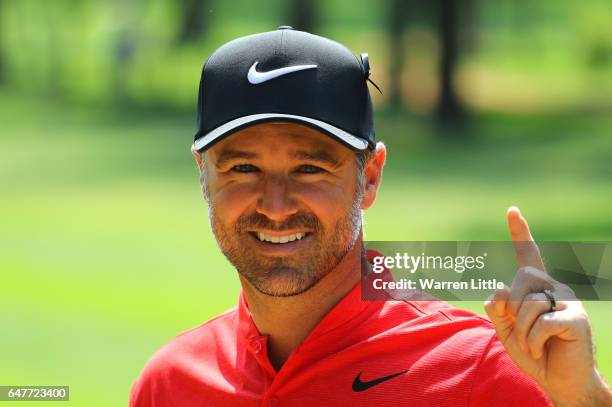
194, 113, 368, 151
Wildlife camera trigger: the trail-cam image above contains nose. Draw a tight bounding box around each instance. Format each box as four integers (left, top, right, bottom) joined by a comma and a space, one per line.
256, 175, 298, 222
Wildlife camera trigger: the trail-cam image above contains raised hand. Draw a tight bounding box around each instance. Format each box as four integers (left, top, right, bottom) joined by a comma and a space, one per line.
484, 207, 612, 407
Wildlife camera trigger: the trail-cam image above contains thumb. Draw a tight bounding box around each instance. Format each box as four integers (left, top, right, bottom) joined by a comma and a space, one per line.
484, 286, 514, 343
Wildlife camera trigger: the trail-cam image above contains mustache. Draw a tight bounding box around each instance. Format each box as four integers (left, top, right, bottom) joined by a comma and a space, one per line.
236, 212, 321, 232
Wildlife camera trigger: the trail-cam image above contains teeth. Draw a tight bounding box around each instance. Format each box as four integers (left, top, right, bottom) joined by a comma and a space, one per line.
256, 232, 306, 244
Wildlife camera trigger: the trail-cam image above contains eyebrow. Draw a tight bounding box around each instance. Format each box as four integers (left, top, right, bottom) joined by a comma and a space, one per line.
213, 149, 342, 168
214, 150, 258, 168
291, 150, 341, 168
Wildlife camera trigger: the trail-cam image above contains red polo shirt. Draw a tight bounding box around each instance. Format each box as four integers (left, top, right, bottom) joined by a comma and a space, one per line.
130, 250, 552, 406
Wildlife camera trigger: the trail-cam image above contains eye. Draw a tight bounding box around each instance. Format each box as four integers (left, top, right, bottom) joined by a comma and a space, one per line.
297, 164, 324, 174
231, 164, 259, 173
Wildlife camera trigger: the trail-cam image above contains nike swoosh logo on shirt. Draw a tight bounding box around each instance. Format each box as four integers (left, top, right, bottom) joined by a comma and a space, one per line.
247, 61, 317, 84
351, 370, 408, 392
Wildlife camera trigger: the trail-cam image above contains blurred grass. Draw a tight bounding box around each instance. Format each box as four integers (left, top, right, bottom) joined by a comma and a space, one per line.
1, 91, 611, 406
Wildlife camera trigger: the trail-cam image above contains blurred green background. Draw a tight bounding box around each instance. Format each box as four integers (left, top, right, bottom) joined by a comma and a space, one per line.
1, 0, 611, 406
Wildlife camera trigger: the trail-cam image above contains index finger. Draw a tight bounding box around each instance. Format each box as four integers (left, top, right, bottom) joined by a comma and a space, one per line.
507, 206, 546, 271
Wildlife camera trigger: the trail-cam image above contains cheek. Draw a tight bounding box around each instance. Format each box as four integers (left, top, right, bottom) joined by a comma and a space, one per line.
296, 181, 356, 224
210, 182, 258, 223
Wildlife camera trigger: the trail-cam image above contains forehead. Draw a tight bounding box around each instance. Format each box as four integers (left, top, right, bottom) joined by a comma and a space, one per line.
206, 122, 353, 159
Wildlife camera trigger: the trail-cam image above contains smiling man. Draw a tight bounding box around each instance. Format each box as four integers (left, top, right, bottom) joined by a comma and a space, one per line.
130, 27, 611, 407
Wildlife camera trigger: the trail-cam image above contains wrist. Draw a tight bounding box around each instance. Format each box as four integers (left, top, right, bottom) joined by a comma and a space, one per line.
549, 370, 612, 407
588, 370, 612, 407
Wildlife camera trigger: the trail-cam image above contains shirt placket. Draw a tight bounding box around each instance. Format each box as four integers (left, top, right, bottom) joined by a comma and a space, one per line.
244, 334, 286, 406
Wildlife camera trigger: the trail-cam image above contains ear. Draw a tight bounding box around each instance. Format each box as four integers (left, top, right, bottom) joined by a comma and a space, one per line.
191, 144, 204, 171
360, 142, 386, 210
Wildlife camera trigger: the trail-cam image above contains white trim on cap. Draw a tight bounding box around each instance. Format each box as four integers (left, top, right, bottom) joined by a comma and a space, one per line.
193, 113, 368, 151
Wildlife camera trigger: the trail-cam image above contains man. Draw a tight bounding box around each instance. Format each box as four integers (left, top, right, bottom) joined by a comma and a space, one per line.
130, 27, 611, 406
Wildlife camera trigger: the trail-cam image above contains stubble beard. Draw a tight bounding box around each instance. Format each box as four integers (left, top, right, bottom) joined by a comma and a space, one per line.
207, 184, 363, 297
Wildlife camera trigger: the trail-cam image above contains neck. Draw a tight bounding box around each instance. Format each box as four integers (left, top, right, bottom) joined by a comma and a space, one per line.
240, 238, 368, 371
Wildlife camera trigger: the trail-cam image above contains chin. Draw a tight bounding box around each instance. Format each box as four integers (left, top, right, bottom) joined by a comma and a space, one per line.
245, 267, 323, 297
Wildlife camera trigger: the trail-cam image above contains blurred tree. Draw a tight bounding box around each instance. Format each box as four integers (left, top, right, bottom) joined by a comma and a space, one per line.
388, 0, 409, 110
113, 28, 136, 102
112, 0, 138, 103
458, 0, 478, 56
178, 0, 210, 43
586, 37, 612, 71
435, 0, 464, 125
42, 1, 64, 97
286, 0, 317, 33
0, 0, 3, 82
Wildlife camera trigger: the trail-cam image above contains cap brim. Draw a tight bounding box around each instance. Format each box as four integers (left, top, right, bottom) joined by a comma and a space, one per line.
193, 113, 369, 151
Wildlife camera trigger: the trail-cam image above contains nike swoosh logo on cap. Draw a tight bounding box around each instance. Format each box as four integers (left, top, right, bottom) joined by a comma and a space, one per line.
247, 61, 317, 84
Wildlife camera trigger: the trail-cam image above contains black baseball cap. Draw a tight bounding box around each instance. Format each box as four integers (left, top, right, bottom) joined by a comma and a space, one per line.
193, 26, 376, 152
